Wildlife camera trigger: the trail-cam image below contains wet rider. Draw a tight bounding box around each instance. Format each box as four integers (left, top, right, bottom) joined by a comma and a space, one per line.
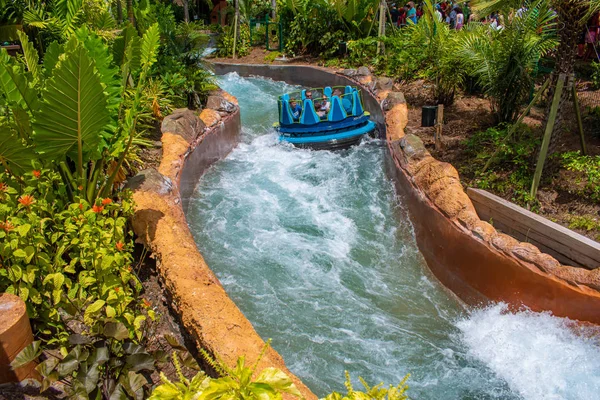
290, 98, 302, 121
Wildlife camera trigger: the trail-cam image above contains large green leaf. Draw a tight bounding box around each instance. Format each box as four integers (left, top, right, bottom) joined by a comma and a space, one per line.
113, 24, 140, 71
0, 49, 38, 111
75, 27, 122, 115
10, 341, 41, 370
16, 31, 41, 84
0, 126, 36, 174
140, 23, 161, 72
33, 42, 109, 163
43, 41, 64, 78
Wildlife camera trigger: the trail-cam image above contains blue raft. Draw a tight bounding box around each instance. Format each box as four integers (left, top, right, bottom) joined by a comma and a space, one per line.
274, 85, 376, 150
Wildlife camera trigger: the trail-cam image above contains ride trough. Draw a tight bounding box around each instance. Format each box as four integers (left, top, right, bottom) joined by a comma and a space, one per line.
274, 85, 376, 150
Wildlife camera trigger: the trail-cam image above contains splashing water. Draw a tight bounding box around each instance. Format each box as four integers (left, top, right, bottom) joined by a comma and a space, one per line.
186, 73, 600, 400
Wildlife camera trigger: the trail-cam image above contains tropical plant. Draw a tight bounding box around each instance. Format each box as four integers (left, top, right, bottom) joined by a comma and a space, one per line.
217, 22, 252, 57
323, 371, 410, 400
11, 320, 158, 399
560, 151, 600, 202
410, 0, 467, 105
280, 0, 348, 56
0, 23, 161, 203
472, 0, 589, 160
0, 169, 151, 340
331, 0, 380, 40
149, 341, 303, 400
459, 1, 557, 122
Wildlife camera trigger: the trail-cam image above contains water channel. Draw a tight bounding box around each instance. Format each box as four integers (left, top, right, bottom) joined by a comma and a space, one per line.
186, 73, 600, 400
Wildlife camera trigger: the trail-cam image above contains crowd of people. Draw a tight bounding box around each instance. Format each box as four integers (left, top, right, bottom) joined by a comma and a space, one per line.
388, 1, 508, 30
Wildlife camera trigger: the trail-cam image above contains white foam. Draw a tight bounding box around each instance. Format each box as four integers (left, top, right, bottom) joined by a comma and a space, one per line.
457, 303, 600, 400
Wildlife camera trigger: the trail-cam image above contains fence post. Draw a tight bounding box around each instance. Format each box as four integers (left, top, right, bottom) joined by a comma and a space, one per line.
572, 84, 587, 156
435, 104, 443, 150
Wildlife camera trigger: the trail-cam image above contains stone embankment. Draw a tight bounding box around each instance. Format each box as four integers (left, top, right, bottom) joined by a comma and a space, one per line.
129, 90, 316, 399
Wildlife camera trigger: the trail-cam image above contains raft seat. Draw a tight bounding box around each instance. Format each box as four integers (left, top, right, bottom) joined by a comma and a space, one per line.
280, 100, 295, 125
324, 86, 332, 98
300, 99, 320, 125
327, 96, 347, 122
351, 90, 364, 116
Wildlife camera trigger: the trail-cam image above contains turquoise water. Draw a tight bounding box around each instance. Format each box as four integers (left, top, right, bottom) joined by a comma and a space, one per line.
186, 73, 600, 400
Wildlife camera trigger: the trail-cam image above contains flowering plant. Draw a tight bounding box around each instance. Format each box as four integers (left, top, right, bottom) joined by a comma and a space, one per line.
0, 170, 152, 344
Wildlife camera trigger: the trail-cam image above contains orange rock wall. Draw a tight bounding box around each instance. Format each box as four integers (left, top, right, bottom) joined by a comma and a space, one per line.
131, 100, 316, 399
384, 97, 600, 324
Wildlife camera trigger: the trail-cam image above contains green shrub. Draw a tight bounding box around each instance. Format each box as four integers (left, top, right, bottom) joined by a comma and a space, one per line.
217, 23, 251, 57
560, 151, 600, 202
591, 61, 600, 90
464, 125, 540, 205
264, 51, 282, 63
0, 170, 150, 342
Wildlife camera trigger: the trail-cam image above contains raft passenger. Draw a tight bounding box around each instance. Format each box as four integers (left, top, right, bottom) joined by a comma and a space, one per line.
290, 98, 302, 121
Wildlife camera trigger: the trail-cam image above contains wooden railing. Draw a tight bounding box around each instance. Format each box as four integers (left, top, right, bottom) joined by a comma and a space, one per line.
467, 187, 600, 270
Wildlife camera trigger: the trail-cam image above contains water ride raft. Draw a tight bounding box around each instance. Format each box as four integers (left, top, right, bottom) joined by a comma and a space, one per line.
274, 85, 376, 150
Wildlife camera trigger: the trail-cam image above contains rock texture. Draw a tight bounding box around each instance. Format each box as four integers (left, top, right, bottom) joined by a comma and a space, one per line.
131, 99, 315, 400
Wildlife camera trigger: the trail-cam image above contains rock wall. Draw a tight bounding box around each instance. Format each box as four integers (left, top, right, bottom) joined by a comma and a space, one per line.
384, 92, 600, 324
130, 91, 316, 400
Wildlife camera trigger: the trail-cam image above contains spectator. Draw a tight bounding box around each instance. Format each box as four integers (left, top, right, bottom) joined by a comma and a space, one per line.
455, 7, 464, 30
390, 3, 400, 24
407, 2, 417, 24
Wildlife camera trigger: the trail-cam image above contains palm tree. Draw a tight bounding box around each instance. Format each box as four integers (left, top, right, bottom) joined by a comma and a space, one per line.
472, 0, 591, 159
127, 0, 134, 24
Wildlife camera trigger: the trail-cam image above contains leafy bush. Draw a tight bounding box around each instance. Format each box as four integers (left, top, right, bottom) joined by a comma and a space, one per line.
150, 341, 302, 400
12, 321, 157, 398
324, 371, 410, 400
217, 23, 251, 57
560, 151, 600, 202
281, 0, 347, 57
592, 62, 600, 90
458, 2, 557, 123
464, 125, 540, 205
0, 170, 150, 341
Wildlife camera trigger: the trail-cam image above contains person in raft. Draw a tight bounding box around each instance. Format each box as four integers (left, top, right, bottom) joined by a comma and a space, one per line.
305, 90, 313, 100
290, 98, 302, 121
317, 94, 331, 119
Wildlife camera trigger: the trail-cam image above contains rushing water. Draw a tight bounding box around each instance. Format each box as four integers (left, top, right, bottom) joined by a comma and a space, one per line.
186, 73, 600, 400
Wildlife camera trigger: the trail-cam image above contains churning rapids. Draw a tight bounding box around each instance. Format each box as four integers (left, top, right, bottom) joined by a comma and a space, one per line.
186, 73, 600, 400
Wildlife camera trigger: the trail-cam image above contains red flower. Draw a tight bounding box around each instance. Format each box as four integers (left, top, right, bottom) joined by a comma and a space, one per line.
92, 205, 104, 213
116, 241, 124, 251
115, 287, 120, 293
32, 170, 41, 178
143, 299, 151, 308
101, 198, 112, 205
18, 194, 35, 207
79, 203, 84, 210
0, 183, 7, 192
0, 221, 14, 232
78, 185, 83, 191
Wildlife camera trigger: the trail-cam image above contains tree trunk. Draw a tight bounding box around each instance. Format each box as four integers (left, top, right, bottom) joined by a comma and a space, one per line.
183, 0, 190, 22
271, 0, 276, 19
116, 0, 123, 24
544, 0, 588, 159
127, 0, 134, 25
